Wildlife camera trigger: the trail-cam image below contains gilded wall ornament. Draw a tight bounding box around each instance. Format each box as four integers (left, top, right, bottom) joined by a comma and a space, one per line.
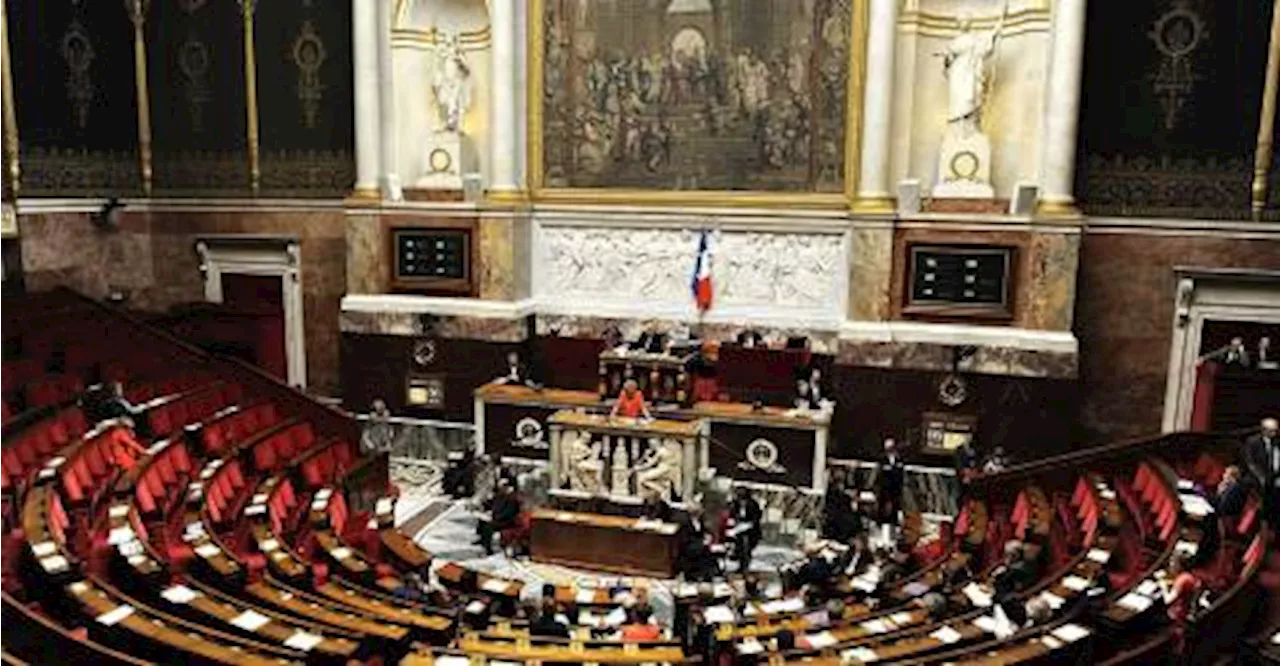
1149, 1, 1206, 131
60, 21, 95, 130
291, 21, 327, 129
178, 38, 212, 131
178, 0, 206, 14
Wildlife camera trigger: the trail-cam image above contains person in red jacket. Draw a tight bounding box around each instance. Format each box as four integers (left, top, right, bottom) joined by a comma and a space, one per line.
610, 379, 652, 420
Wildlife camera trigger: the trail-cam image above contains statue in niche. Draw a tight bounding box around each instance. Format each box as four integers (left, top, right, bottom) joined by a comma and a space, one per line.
932, 2, 1008, 199
940, 5, 1007, 136
431, 30, 471, 133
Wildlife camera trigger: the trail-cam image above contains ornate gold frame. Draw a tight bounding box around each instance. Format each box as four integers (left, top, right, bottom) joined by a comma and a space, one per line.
525, 0, 868, 210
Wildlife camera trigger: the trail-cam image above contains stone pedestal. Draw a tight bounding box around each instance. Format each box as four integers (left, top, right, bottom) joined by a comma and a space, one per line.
414, 131, 477, 190
933, 126, 994, 199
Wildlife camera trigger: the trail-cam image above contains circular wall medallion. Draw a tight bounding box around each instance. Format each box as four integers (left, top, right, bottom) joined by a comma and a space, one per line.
515, 417, 545, 448
1150, 7, 1204, 58
429, 148, 453, 174
938, 373, 968, 407
745, 438, 779, 471
949, 150, 980, 181
411, 339, 437, 367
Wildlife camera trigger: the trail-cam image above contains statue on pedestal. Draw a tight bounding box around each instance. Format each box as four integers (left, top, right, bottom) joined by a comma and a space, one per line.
933, 3, 1007, 199
563, 430, 604, 494
417, 30, 477, 190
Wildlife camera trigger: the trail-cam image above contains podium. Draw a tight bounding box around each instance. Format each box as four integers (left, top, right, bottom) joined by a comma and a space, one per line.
547, 411, 703, 503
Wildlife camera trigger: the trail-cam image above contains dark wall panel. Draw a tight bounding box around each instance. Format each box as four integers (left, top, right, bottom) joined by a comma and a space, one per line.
256, 0, 354, 196
1076, 0, 1276, 218
10, 0, 139, 193
147, 0, 248, 194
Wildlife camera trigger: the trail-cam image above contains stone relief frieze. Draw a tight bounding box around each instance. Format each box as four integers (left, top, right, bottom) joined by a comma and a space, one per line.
537, 225, 845, 317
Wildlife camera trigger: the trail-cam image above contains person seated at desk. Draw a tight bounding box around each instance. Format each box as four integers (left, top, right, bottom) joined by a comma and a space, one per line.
790, 542, 834, 593
619, 609, 663, 641
530, 599, 572, 638
736, 329, 765, 348
633, 330, 667, 353
1159, 552, 1204, 654
494, 350, 539, 388
990, 540, 1034, 625
807, 366, 826, 405
610, 379, 653, 420
793, 379, 817, 410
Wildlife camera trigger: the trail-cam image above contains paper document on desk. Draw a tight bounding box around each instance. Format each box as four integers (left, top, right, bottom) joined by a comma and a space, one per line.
961, 582, 993, 607
481, 579, 510, 594
434, 657, 470, 666
95, 605, 135, 626
727, 522, 754, 537
1040, 591, 1066, 610
605, 607, 627, 626
704, 605, 736, 624
902, 582, 929, 597
161, 585, 198, 604
330, 547, 353, 560
107, 526, 135, 546
738, 637, 765, 655
972, 616, 998, 633
806, 631, 837, 648
1117, 593, 1152, 613
1136, 580, 1159, 597
41, 555, 69, 574
860, 619, 889, 634
231, 610, 271, 631
30, 541, 57, 558
465, 600, 486, 614
930, 625, 963, 644
763, 597, 805, 614
1062, 575, 1089, 592
576, 589, 597, 604
1086, 548, 1111, 564
1175, 541, 1199, 557
1051, 623, 1090, 643
194, 543, 221, 558
1041, 635, 1064, 650
284, 631, 324, 651
841, 646, 880, 663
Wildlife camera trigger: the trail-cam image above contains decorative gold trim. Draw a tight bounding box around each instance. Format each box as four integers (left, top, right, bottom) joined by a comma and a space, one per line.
241, 0, 260, 195
525, 0, 868, 209
1035, 199, 1082, 219
127, 0, 153, 195
485, 188, 530, 206
898, 6, 1050, 37
1, 0, 19, 197
348, 186, 382, 203
1252, 0, 1280, 220
391, 25, 492, 50
851, 197, 895, 214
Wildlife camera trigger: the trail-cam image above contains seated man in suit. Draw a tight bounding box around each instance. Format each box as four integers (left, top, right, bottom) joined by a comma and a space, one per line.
633, 330, 667, 353
530, 599, 572, 638
494, 350, 538, 388
790, 542, 834, 594
1214, 465, 1248, 534
991, 540, 1033, 625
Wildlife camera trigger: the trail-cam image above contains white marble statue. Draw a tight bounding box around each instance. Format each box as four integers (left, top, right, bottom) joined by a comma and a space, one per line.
636, 440, 684, 501
563, 430, 603, 494
940, 5, 1007, 136
432, 30, 471, 133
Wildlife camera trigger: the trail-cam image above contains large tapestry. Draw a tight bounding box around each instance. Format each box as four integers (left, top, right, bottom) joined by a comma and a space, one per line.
1074, 0, 1277, 219
540, 0, 853, 192
9, 0, 140, 195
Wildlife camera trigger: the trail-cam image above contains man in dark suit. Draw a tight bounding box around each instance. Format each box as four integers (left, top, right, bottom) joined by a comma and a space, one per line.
530, 600, 571, 638
727, 487, 763, 573
1214, 465, 1248, 522
476, 479, 521, 555
634, 330, 666, 353
677, 507, 719, 581
878, 438, 905, 540
1241, 417, 1279, 526
495, 350, 538, 388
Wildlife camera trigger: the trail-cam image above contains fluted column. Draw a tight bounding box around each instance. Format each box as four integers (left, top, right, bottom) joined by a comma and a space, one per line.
852, 0, 898, 213
488, 0, 519, 196
377, 0, 401, 200
352, 0, 380, 198
1037, 0, 1088, 216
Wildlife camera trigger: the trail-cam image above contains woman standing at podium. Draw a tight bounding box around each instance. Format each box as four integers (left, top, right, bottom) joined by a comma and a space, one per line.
609, 378, 653, 420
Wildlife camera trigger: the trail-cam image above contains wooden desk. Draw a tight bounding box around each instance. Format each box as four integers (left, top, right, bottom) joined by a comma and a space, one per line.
529, 509, 679, 578
246, 579, 410, 641
455, 635, 687, 665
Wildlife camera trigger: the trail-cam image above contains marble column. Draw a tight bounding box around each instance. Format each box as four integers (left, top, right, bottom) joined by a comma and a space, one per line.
488, 0, 519, 195
1037, 0, 1087, 216
352, 0, 380, 197
853, 0, 898, 213
377, 0, 402, 200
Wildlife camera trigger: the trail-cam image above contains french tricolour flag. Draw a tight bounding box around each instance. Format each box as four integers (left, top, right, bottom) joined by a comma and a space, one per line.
691, 230, 713, 313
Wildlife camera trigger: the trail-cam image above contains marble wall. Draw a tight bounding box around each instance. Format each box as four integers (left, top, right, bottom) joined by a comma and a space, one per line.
1074, 228, 1280, 444
16, 207, 347, 395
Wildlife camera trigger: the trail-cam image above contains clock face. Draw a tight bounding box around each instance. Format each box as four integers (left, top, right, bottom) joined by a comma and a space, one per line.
429, 147, 452, 173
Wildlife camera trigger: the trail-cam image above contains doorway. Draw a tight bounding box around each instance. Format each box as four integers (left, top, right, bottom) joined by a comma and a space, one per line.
196, 237, 307, 388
